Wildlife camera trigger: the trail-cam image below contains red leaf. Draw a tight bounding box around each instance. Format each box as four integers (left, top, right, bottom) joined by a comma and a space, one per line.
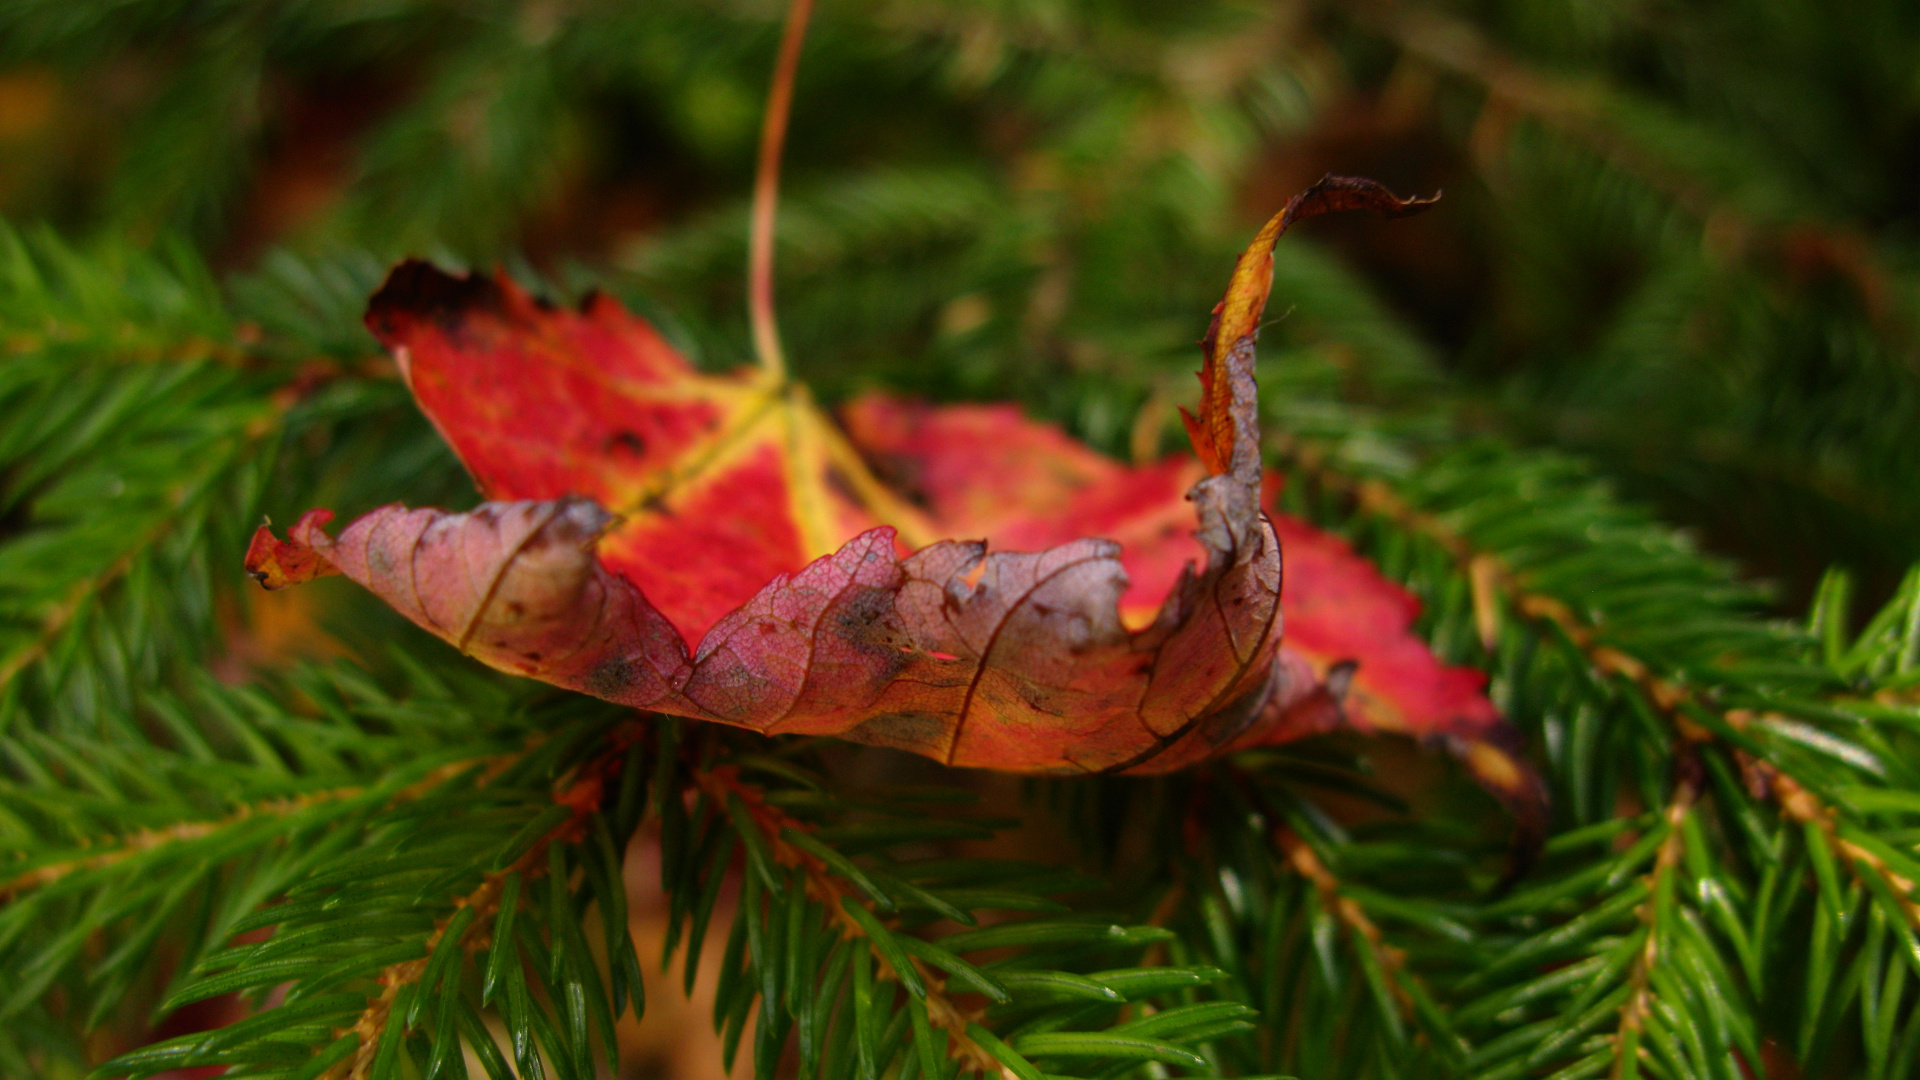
244, 513, 342, 590
835, 393, 1542, 806
247, 178, 1535, 805
363, 263, 890, 642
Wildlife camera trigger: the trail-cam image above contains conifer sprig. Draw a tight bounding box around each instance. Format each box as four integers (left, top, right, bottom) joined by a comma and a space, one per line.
0, 227, 284, 732
1266, 430, 1920, 1077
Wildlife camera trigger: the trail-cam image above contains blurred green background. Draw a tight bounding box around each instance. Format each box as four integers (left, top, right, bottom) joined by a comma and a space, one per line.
4, 0, 1916, 613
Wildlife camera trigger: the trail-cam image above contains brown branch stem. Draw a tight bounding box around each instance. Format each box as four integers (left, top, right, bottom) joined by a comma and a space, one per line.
698, 765, 1009, 1078
1, 788, 353, 901
1275, 827, 1416, 1017
330, 724, 643, 1079
0, 749, 523, 902
1611, 776, 1695, 1078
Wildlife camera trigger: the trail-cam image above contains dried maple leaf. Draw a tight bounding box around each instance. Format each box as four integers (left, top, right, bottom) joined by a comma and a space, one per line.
837, 393, 1541, 821
248, 177, 1537, 809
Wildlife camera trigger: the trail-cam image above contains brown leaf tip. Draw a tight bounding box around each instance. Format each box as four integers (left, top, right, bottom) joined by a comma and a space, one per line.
1190, 175, 1441, 478
1278, 174, 1442, 234
365, 261, 509, 343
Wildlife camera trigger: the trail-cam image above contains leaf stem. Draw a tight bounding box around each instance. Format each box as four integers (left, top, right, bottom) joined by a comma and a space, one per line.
748, 0, 816, 381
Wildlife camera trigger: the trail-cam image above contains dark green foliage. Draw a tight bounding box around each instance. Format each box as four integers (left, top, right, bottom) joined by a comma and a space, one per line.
2, 2, 1919, 1079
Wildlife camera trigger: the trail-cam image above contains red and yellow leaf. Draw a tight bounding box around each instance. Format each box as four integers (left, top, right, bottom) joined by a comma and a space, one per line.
363, 264, 922, 641
248, 177, 1534, 804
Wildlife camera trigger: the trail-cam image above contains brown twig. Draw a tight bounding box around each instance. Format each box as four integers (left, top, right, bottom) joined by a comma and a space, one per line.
1, 789, 351, 902
1611, 776, 1696, 1078
1275, 827, 1416, 1016
329, 724, 642, 1079
698, 765, 1011, 1079
1729, 712, 1920, 933
3, 330, 248, 366
0, 749, 524, 902
747, 0, 815, 380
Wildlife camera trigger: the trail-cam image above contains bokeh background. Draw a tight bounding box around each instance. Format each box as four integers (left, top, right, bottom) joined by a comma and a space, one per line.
5, 0, 1915, 616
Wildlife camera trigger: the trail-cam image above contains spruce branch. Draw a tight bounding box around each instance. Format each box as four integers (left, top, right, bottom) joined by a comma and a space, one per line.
1611, 771, 1696, 1080
654, 744, 1246, 1080
1273, 825, 1417, 1023
0, 419, 270, 698
1743, 729, 1920, 935
698, 763, 1019, 1079
1288, 436, 1856, 730
26, 660, 636, 1079
1276, 430, 1919, 1073
1356, 455, 1920, 935
0, 225, 304, 731
1, 785, 364, 903
1174, 757, 1473, 1074
2, 706, 534, 903
330, 721, 645, 1080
